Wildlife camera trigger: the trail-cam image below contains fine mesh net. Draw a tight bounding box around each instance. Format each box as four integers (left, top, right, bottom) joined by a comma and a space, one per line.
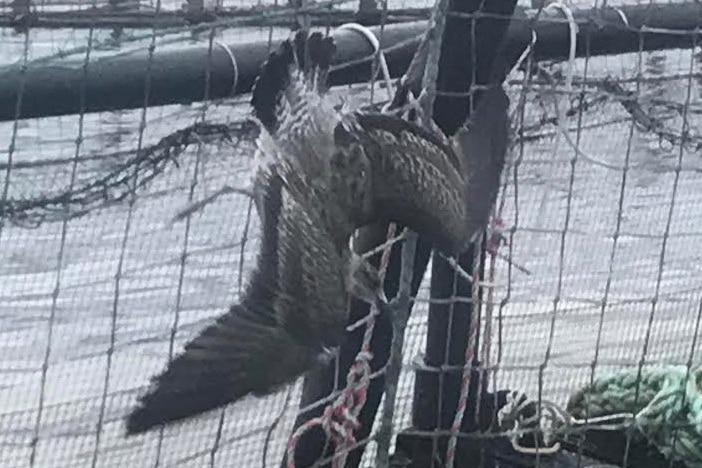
1, 0, 702, 467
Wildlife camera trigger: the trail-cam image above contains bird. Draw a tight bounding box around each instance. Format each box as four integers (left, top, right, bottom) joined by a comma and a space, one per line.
125, 29, 510, 435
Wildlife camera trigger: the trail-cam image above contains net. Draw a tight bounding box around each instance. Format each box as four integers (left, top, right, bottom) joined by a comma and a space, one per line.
1, 0, 702, 467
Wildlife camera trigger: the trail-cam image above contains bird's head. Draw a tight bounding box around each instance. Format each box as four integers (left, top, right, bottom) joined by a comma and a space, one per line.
345, 253, 386, 306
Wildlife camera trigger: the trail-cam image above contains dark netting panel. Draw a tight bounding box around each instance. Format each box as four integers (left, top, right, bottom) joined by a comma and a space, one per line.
1, 0, 702, 467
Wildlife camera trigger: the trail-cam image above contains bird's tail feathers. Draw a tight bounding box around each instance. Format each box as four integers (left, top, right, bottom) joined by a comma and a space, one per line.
251, 29, 336, 134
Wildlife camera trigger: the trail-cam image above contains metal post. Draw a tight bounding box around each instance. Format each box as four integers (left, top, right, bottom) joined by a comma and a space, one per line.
393, 1, 518, 467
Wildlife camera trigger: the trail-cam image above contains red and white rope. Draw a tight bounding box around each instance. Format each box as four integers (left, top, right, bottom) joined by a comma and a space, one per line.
286, 223, 397, 468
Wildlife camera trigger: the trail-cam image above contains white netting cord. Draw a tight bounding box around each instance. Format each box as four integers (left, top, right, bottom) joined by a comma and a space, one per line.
497, 390, 565, 455
336, 22, 394, 102
214, 40, 239, 97
492, 5, 645, 458
535, 3, 645, 173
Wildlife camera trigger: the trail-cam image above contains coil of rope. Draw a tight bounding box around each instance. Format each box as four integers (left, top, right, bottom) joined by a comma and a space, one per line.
567, 365, 702, 467
499, 366, 702, 467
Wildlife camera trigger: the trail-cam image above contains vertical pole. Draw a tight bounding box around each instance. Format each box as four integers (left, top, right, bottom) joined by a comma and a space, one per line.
356, 0, 381, 25
394, 1, 517, 466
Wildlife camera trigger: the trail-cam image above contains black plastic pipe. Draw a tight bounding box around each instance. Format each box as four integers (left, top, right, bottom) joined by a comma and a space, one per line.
2, 1, 702, 122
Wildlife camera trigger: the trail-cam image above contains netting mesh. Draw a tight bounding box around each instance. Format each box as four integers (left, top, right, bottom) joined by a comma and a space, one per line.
2, 0, 702, 467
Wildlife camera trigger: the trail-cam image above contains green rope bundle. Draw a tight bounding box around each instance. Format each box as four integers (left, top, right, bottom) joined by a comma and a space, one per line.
567, 366, 702, 467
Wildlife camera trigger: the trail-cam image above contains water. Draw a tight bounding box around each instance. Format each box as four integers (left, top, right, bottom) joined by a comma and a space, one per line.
1, 1, 702, 466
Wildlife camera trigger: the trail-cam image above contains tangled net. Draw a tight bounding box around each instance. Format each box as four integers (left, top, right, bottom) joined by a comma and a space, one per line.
0, 120, 256, 228
2, 73, 696, 231
498, 366, 702, 467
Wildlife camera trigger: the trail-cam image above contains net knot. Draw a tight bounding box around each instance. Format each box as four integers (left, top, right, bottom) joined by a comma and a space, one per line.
497, 389, 563, 455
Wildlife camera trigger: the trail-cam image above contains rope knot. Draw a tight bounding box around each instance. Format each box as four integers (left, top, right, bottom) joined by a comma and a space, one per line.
286, 341, 375, 468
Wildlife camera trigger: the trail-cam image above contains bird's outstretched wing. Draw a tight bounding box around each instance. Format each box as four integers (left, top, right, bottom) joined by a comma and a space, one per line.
126, 181, 357, 436
126, 162, 322, 435
125, 299, 319, 435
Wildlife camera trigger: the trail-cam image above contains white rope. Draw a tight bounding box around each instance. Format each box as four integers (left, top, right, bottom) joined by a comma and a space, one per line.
335, 22, 394, 101
511, 30, 538, 78
544, 1, 578, 91
214, 39, 239, 96
497, 388, 638, 456
612, 7, 630, 29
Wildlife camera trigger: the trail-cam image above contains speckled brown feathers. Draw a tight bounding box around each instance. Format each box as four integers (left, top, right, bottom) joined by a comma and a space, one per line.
345, 87, 511, 255
126, 168, 365, 434
126, 29, 509, 435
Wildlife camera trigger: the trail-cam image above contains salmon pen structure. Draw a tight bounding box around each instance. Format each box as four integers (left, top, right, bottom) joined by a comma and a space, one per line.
1, 0, 702, 467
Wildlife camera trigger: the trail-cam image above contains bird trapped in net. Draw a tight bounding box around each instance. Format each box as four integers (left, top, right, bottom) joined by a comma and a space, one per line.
125, 28, 510, 436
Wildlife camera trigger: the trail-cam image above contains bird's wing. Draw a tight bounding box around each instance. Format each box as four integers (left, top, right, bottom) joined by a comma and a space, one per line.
335, 112, 471, 254
125, 298, 319, 435
452, 86, 511, 241
332, 86, 511, 255
273, 179, 350, 350
126, 166, 320, 436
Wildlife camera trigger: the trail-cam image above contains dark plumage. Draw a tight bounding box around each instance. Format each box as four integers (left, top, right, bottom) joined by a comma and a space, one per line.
127, 160, 383, 434
125, 30, 510, 435
252, 30, 510, 255
331, 93, 510, 255
126, 32, 381, 435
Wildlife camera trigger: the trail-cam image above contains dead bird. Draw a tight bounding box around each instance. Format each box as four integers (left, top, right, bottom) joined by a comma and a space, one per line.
126, 29, 509, 435
126, 33, 383, 435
